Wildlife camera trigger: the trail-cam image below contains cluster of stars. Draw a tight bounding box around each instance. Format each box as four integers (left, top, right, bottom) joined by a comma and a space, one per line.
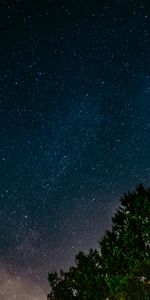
0, 1, 150, 299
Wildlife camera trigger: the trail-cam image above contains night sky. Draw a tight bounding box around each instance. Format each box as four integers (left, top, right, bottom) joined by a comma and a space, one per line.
0, 1, 150, 299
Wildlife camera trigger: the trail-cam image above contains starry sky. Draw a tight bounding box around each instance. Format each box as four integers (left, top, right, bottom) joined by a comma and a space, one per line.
0, 0, 150, 299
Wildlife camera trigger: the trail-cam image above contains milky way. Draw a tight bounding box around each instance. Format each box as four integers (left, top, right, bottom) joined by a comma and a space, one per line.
0, 1, 150, 298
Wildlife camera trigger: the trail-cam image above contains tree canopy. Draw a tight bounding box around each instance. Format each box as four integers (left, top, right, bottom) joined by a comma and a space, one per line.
47, 184, 150, 299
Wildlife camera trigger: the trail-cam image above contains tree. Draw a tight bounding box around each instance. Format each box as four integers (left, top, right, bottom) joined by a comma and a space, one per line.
47, 184, 150, 299
47, 250, 105, 300
99, 184, 150, 298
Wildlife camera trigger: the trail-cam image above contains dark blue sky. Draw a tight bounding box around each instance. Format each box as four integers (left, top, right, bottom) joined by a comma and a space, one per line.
0, 1, 150, 299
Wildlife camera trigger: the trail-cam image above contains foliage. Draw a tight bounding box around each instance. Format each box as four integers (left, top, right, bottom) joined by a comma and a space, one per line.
47, 184, 150, 299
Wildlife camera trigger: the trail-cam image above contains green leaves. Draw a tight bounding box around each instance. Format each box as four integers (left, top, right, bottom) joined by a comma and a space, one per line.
47, 184, 150, 299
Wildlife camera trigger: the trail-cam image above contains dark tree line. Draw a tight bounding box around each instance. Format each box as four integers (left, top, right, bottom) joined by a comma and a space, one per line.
47, 184, 150, 299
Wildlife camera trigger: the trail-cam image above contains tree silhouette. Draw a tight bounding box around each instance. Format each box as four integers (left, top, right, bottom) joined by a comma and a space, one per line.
47, 184, 150, 299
